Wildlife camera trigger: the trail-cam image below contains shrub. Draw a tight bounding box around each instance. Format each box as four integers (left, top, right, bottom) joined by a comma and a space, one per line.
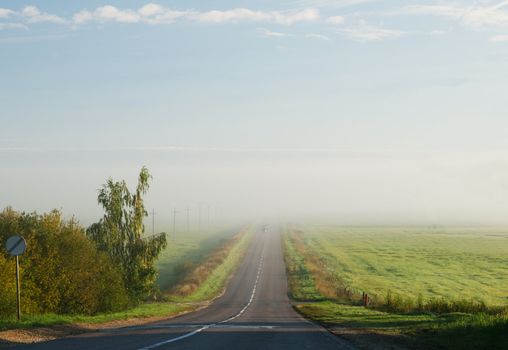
0, 207, 129, 317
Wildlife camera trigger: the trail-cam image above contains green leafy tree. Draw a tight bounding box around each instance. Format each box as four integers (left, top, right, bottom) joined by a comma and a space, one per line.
0, 207, 128, 316
87, 167, 167, 302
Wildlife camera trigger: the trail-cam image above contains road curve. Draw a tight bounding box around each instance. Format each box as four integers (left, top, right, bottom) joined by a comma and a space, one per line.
16, 226, 355, 350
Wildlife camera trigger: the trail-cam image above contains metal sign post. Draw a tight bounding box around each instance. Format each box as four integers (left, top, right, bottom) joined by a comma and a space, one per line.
15, 255, 20, 321
5, 235, 27, 321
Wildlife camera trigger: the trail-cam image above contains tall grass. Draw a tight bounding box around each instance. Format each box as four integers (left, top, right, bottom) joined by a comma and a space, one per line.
383, 290, 491, 314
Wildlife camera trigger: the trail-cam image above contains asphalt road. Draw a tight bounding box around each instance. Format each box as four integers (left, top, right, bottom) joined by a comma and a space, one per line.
16, 227, 355, 350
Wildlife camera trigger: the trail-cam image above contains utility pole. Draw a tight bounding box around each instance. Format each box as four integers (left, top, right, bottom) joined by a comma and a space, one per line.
207, 205, 210, 231
198, 204, 202, 233
172, 209, 177, 241
152, 208, 156, 235
186, 207, 190, 232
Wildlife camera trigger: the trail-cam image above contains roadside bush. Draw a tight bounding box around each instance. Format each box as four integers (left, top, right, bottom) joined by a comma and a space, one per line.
0, 253, 16, 316
0, 207, 129, 317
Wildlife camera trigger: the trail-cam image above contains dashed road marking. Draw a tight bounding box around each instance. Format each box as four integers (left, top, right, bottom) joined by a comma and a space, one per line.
138, 248, 265, 350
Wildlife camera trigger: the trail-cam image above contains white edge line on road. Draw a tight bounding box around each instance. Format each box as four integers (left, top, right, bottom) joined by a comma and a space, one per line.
138, 325, 210, 349
138, 246, 266, 350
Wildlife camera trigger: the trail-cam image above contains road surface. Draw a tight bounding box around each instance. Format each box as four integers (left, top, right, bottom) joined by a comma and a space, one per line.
16, 227, 355, 350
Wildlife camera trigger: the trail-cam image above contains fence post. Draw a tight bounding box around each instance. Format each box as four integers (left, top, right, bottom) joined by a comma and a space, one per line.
362, 292, 370, 307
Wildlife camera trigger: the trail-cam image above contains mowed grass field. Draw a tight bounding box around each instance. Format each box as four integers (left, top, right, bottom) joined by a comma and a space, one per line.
293, 226, 508, 306
284, 225, 508, 349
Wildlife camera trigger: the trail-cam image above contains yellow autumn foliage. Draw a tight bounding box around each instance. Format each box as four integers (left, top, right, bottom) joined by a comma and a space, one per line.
0, 207, 129, 317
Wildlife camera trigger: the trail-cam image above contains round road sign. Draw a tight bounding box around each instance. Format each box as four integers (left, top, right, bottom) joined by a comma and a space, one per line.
5, 235, 26, 256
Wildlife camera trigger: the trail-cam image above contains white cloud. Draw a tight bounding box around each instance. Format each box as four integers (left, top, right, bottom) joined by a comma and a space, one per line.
73, 10, 94, 24
462, 5, 508, 29
327, 15, 345, 24
21, 5, 65, 24
290, 0, 374, 9
93, 5, 140, 23
74, 5, 179, 24
257, 28, 287, 38
191, 8, 319, 25
400, 3, 508, 30
489, 34, 508, 42
1, 4, 321, 30
305, 33, 331, 40
192, 9, 271, 23
138, 3, 164, 17
142, 8, 189, 24
337, 22, 404, 41
400, 5, 463, 20
70, 4, 319, 26
135, 3, 190, 25
0, 8, 15, 18
147, 10, 190, 24
276, 8, 320, 25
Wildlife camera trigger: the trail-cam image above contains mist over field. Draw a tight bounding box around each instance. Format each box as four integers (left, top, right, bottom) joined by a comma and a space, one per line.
2, 0, 508, 227
1, 147, 508, 226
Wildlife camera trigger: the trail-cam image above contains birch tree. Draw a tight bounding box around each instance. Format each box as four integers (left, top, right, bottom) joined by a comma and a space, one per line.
87, 167, 167, 302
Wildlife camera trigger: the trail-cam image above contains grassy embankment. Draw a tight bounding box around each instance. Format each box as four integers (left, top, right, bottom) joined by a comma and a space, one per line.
161, 226, 253, 302
0, 226, 252, 331
283, 225, 508, 349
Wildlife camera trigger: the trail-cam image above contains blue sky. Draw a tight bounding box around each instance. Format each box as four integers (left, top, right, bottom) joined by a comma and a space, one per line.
1, 1, 508, 225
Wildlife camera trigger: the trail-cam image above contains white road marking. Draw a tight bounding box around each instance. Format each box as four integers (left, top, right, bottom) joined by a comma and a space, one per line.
214, 325, 276, 329
137, 326, 210, 349
122, 324, 279, 331
138, 245, 266, 350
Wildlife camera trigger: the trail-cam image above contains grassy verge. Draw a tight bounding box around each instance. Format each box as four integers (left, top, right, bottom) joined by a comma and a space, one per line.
156, 227, 241, 291
283, 226, 322, 301
283, 225, 508, 349
0, 303, 192, 330
0, 226, 252, 332
296, 302, 508, 350
167, 226, 253, 302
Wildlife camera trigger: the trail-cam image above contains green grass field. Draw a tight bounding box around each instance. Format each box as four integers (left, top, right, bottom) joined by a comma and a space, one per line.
292, 226, 508, 306
284, 225, 508, 349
